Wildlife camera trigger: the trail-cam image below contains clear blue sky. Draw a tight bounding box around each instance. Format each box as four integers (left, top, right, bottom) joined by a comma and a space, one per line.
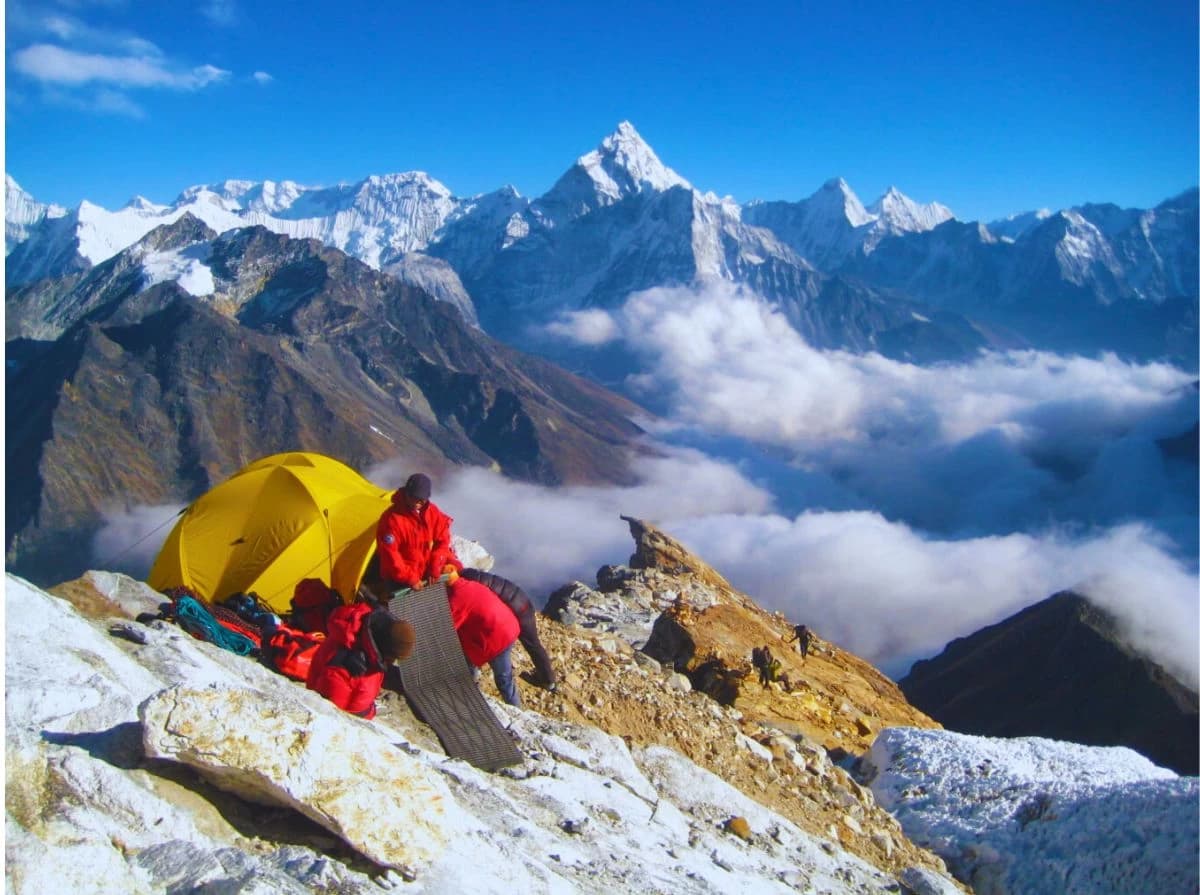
5, 0, 1198, 222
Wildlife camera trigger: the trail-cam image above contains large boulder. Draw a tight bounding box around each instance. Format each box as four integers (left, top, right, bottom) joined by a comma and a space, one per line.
141, 684, 469, 877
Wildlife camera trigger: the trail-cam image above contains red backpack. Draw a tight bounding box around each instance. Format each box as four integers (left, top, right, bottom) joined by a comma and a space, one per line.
290, 578, 343, 633
263, 624, 325, 681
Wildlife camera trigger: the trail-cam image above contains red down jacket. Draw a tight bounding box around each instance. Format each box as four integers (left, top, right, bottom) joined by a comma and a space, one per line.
306, 603, 387, 719
375, 492, 463, 589
447, 578, 519, 667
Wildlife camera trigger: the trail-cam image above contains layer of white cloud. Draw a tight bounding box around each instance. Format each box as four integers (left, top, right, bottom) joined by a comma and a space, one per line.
555, 283, 1198, 545
14, 44, 229, 89
367, 446, 774, 596
8, 2, 247, 117
90, 282, 1196, 693
38, 13, 163, 57
364, 449, 1195, 688
603, 283, 1195, 450
91, 502, 185, 578
669, 511, 1199, 690
544, 309, 621, 346
201, 0, 238, 27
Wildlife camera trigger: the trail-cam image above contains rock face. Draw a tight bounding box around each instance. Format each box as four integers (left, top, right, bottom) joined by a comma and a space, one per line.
5, 217, 648, 588
140, 685, 465, 877
899, 590, 1200, 775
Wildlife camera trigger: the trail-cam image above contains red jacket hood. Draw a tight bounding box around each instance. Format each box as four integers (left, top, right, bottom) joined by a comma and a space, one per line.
323, 603, 385, 669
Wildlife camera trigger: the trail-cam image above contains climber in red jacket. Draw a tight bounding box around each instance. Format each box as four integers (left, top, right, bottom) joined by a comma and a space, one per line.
375, 473, 463, 591
306, 603, 415, 719
448, 577, 522, 706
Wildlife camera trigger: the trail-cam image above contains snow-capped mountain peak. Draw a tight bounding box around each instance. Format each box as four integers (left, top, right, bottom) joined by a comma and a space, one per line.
123, 195, 167, 213
814, 177, 876, 227
868, 186, 955, 233
5, 174, 68, 252
576, 120, 691, 200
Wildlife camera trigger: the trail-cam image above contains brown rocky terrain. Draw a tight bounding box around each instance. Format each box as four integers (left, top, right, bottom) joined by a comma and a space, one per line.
487, 518, 949, 882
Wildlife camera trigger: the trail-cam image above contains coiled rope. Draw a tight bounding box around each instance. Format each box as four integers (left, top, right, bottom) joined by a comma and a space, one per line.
174, 595, 257, 656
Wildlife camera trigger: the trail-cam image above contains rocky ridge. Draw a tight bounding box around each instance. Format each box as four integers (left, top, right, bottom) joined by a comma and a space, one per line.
532, 519, 942, 826
18, 517, 963, 893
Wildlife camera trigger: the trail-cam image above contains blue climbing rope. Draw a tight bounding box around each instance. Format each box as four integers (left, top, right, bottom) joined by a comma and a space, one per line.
174, 595, 257, 656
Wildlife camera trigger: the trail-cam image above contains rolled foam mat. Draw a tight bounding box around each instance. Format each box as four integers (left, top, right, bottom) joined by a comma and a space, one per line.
388, 581, 523, 771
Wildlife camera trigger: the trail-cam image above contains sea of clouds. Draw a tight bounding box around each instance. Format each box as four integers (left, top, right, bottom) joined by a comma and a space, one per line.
95, 282, 1198, 686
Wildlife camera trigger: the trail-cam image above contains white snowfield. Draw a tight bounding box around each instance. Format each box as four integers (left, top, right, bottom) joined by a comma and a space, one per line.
863, 726, 1199, 895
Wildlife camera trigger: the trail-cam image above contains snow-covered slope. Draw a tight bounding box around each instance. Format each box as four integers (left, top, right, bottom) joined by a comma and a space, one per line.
862, 727, 1198, 895
5, 570, 961, 894
987, 208, 1053, 242
866, 186, 955, 248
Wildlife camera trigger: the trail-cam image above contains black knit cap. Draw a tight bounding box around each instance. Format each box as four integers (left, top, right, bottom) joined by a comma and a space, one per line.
404, 473, 432, 502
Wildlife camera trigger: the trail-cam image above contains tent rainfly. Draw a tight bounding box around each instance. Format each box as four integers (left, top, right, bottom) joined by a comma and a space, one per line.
148, 452, 393, 612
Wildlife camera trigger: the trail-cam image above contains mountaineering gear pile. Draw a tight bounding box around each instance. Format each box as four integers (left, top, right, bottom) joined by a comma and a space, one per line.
290, 578, 343, 633
264, 624, 326, 682
375, 490, 463, 589
159, 586, 261, 654
173, 593, 259, 655
147, 452, 391, 612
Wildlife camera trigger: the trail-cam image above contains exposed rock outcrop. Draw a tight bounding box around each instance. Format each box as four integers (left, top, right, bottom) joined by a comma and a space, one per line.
547, 517, 942, 757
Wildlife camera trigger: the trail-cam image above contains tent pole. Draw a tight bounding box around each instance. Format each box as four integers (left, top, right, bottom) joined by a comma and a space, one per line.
323, 508, 335, 584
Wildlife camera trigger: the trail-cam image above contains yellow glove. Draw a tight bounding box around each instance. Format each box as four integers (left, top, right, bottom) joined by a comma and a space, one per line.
442, 564, 459, 584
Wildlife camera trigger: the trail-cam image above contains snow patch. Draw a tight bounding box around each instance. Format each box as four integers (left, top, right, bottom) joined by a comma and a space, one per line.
140, 243, 215, 296
865, 727, 1198, 895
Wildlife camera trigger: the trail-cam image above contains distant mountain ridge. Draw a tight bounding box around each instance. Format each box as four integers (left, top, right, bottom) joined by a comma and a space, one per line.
898, 590, 1200, 775
5, 215, 648, 586
9, 122, 1195, 366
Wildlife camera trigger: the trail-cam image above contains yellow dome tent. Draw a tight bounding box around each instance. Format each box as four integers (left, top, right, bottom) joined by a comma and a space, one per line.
147, 452, 393, 612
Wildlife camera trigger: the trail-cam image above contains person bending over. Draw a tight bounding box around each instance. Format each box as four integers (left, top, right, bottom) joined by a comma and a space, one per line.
307, 604, 415, 719
448, 577, 522, 707
461, 568, 557, 690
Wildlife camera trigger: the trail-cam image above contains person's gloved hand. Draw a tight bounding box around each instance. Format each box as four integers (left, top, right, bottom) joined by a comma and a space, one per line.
442, 564, 459, 583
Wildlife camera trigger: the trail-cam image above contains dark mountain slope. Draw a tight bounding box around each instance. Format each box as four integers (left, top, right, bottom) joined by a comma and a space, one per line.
6, 218, 649, 587
899, 590, 1198, 774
